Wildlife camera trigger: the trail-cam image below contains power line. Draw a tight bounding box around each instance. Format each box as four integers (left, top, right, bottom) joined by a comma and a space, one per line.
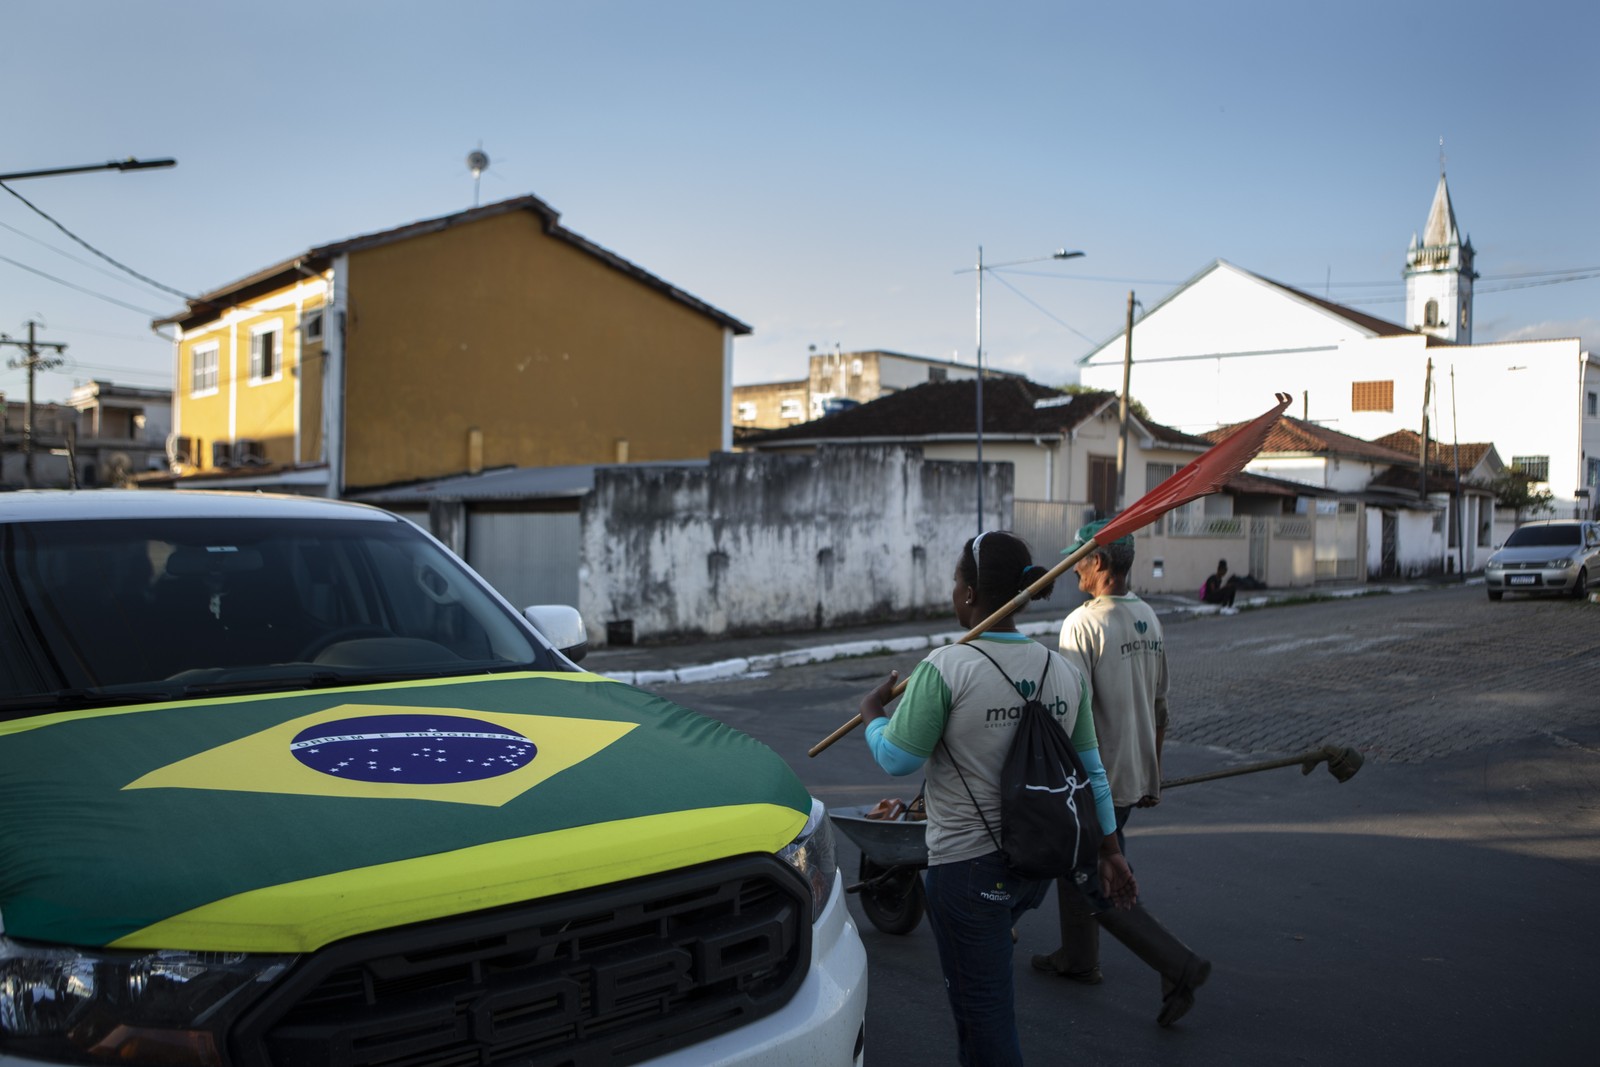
0, 253, 168, 316
1004, 264, 1600, 290
984, 268, 1100, 346
58, 358, 171, 381
43, 323, 168, 346
0, 179, 194, 301
0, 217, 177, 299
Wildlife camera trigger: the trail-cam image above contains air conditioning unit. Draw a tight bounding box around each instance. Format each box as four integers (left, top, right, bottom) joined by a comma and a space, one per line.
167, 434, 196, 468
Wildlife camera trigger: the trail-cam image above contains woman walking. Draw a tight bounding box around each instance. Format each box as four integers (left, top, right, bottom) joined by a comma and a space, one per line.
858, 531, 1136, 1066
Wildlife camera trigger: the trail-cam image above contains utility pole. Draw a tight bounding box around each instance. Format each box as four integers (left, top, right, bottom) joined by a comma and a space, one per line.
1450, 364, 1465, 579
974, 245, 985, 536
1, 321, 68, 488
1114, 291, 1135, 511
1417, 358, 1433, 502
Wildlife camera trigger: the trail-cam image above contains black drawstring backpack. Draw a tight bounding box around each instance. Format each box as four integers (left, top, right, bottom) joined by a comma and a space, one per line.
944, 644, 1104, 891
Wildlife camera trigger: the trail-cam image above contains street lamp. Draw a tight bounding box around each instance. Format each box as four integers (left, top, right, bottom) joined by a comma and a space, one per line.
0, 158, 176, 182
957, 247, 1085, 535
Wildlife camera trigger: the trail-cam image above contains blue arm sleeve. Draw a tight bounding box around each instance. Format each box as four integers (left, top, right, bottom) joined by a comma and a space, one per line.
866, 717, 927, 776
1078, 745, 1119, 838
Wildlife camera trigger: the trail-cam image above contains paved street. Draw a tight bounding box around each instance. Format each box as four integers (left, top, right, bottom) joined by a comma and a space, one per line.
1166, 586, 1600, 763
635, 584, 1600, 1065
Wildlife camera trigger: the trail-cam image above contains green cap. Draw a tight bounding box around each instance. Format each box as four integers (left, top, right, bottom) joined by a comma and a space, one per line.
1064, 518, 1134, 556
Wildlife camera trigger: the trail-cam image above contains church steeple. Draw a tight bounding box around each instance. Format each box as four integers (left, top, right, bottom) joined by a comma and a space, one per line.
1404, 170, 1477, 344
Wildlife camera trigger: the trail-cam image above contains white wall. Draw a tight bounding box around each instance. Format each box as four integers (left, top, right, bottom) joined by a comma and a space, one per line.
922, 406, 1202, 510
579, 446, 1009, 644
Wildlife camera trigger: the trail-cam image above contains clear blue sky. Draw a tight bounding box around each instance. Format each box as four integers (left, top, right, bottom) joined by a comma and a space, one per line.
4, 0, 1596, 409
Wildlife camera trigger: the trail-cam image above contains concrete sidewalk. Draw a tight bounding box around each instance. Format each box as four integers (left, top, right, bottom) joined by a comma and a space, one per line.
584, 579, 1455, 686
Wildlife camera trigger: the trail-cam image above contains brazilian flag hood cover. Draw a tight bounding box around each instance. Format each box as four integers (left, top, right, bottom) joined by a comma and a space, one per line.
0, 672, 811, 953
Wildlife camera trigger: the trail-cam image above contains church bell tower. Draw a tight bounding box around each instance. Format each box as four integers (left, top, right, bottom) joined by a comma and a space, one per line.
1404, 171, 1477, 344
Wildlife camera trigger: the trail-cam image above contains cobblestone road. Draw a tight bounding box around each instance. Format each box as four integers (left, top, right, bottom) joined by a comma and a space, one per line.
1162, 584, 1600, 762
651, 584, 1600, 768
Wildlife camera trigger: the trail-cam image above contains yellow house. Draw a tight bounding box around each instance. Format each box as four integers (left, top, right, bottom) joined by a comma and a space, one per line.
154, 195, 750, 494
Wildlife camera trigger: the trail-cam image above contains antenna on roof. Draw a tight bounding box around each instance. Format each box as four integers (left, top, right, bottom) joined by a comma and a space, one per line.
466, 145, 490, 207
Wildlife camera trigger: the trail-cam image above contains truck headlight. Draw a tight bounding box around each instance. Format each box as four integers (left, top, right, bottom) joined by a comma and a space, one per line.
0, 938, 292, 1066
776, 797, 838, 923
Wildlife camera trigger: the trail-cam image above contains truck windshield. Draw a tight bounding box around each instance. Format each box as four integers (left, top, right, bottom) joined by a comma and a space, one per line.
0, 516, 559, 705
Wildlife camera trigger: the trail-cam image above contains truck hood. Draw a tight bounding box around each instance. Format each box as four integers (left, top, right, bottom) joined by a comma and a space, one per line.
0, 672, 811, 952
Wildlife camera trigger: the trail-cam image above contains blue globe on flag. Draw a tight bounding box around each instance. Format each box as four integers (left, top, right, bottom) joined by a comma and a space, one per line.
290, 714, 537, 784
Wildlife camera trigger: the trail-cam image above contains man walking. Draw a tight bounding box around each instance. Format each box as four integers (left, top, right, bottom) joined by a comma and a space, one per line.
1030, 519, 1211, 1027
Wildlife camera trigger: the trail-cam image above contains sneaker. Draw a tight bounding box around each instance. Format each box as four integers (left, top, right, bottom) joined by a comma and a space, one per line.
1030, 954, 1103, 984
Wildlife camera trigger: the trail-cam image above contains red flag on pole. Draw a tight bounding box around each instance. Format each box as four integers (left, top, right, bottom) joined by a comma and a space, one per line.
809, 391, 1294, 757
1093, 391, 1292, 547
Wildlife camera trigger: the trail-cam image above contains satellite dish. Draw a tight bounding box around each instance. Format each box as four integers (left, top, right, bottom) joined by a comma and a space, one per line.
466, 147, 490, 207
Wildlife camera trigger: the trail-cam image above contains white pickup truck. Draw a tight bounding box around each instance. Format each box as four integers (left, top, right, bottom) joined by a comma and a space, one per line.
0, 490, 866, 1067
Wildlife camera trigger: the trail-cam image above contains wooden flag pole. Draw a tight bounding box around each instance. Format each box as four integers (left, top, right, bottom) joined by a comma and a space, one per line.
807, 392, 1292, 758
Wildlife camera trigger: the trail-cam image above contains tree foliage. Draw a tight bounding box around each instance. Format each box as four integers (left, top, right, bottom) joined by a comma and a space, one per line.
1491, 467, 1555, 520
1058, 383, 1150, 421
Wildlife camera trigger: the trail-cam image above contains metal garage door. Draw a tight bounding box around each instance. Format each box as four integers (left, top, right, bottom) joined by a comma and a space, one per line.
466, 509, 581, 610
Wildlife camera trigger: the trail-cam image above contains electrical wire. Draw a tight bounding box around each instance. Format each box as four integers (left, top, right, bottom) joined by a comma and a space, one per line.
1004, 265, 1600, 291
0, 218, 176, 300
0, 180, 195, 301
43, 324, 168, 346
984, 269, 1100, 346
0, 254, 167, 316
58, 358, 171, 383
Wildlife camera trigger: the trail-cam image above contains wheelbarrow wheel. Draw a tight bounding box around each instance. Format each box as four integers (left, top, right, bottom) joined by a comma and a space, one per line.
858, 854, 926, 935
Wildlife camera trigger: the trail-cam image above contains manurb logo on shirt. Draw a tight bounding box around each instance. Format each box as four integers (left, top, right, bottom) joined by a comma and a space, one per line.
985, 694, 1073, 724
1120, 635, 1163, 655
1135, 620, 1149, 634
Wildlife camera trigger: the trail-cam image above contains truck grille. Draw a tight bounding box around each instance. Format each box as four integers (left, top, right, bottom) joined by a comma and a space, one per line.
231, 855, 809, 1067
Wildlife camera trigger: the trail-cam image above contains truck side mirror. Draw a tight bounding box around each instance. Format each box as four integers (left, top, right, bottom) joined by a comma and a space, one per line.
523, 604, 589, 663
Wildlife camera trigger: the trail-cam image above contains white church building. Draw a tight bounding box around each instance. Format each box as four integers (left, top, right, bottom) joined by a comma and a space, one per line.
1077, 174, 1600, 520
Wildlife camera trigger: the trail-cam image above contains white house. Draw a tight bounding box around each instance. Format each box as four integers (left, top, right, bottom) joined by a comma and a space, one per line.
742, 377, 1363, 593
1077, 175, 1599, 516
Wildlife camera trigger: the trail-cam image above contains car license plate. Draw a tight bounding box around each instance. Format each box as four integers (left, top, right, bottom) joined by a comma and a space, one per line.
1508, 574, 1537, 586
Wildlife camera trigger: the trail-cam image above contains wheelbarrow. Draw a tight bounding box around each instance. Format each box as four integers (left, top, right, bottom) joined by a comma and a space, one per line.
825, 744, 1365, 936
827, 802, 930, 935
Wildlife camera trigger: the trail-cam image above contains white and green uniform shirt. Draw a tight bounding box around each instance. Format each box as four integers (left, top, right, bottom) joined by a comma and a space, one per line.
1059, 594, 1169, 807
876, 633, 1100, 866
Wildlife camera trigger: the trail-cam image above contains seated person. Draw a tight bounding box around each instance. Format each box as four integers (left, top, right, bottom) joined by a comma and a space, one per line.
1201, 559, 1238, 608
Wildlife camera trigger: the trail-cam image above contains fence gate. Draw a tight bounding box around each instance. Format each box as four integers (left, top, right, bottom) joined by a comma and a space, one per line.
1314, 501, 1361, 581
1012, 500, 1088, 560
1248, 517, 1269, 583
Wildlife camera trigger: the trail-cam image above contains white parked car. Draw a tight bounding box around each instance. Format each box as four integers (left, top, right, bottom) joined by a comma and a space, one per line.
1483, 519, 1600, 600
0, 490, 866, 1067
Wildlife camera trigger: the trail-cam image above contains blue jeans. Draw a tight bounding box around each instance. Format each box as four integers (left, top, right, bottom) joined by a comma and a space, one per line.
923, 852, 1051, 1067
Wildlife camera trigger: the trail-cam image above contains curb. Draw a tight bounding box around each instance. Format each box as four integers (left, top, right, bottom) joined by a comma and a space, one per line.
598, 582, 1453, 685
603, 619, 1067, 686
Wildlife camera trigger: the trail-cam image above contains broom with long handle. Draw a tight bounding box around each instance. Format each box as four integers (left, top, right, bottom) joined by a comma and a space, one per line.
808, 392, 1293, 757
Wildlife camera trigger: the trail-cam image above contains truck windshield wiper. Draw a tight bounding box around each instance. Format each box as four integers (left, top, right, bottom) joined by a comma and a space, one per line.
176, 672, 365, 698
0, 688, 179, 722
174, 665, 512, 699
0, 664, 561, 721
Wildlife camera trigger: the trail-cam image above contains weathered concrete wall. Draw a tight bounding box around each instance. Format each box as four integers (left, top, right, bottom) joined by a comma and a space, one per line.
580, 446, 1011, 645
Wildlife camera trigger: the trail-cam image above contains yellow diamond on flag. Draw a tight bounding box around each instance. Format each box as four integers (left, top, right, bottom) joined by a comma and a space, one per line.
126, 705, 638, 807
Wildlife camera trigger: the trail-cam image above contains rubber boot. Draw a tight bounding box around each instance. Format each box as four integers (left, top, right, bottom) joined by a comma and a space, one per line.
1095, 903, 1211, 1026
1029, 880, 1102, 984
